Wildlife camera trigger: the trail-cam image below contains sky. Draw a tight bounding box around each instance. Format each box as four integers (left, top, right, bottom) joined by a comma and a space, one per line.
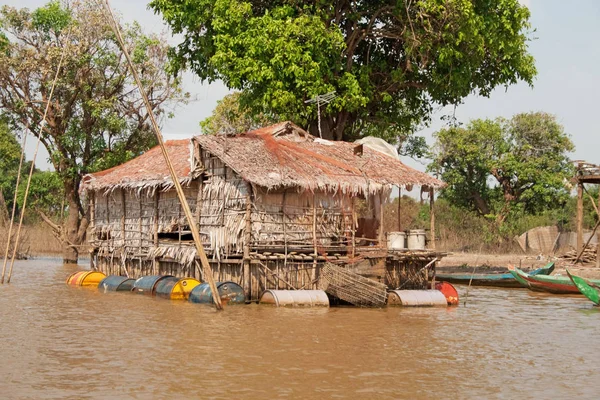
6, 0, 600, 172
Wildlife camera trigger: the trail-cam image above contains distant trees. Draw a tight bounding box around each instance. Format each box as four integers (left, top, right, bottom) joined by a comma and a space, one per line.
151, 0, 536, 153
429, 112, 575, 226
0, 1, 187, 263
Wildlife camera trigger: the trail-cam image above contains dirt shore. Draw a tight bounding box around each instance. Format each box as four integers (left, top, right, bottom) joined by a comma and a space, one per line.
439, 252, 600, 279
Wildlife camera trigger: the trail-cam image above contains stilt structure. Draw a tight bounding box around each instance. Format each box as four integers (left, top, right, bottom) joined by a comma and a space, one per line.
575, 162, 600, 263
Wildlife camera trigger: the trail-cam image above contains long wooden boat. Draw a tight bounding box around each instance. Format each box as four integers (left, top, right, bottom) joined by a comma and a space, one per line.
435, 262, 555, 288
566, 270, 600, 305
508, 266, 600, 294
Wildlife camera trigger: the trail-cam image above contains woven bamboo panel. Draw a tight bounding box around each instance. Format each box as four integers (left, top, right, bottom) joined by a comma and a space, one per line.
318, 263, 388, 307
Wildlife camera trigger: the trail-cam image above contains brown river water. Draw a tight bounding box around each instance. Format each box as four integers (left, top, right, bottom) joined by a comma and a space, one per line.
1, 259, 599, 399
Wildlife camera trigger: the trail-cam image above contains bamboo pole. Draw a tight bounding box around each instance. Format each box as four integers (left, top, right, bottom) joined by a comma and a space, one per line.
577, 181, 584, 255
6, 24, 72, 283
429, 187, 436, 250
99, 0, 223, 310
121, 189, 126, 248
312, 194, 318, 288
574, 219, 600, 264
597, 190, 600, 269
243, 190, 252, 300
281, 189, 287, 290
90, 192, 96, 270
351, 198, 356, 259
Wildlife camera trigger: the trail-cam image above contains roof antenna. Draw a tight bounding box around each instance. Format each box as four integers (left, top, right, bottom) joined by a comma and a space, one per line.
305, 91, 336, 139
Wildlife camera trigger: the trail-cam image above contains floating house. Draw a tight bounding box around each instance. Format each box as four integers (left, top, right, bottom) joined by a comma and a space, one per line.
81, 121, 446, 302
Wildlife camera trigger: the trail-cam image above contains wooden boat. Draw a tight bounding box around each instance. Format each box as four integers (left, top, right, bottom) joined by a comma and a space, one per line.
566, 270, 600, 305
435, 262, 555, 288
508, 266, 600, 294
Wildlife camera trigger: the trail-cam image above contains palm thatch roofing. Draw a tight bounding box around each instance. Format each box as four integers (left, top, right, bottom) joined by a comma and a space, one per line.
81, 139, 194, 192
81, 121, 444, 195
193, 121, 444, 195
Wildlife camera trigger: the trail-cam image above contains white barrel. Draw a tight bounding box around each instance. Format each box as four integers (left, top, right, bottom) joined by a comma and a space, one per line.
387, 231, 406, 250
259, 290, 330, 307
407, 229, 426, 250
387, 290, 448, 307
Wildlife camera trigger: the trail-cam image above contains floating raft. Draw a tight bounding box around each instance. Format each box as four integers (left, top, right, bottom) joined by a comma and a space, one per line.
260, 290, 329, 307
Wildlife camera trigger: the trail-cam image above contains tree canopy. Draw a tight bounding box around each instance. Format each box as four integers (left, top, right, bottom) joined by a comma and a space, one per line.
0, 1, 187, 262
429, 112, 575, 225
151, 0, 536, 146
200, 92, 277, 135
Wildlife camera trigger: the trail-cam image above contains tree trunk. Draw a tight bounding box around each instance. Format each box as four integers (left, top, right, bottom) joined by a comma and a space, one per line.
62, 180, 89, 264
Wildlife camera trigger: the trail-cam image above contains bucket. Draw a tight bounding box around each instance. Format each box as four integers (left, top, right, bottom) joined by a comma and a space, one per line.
260, 290, 329, 307
66, 271, 106, 287
154, 277, 201, 300
387, 290, 447, 307
407, 229, 426, 250
434, 281, 459, 306
386, 232, 406, 250
133, 275, 174, 296
189, 281, 245, 305
98, 275, 136, 292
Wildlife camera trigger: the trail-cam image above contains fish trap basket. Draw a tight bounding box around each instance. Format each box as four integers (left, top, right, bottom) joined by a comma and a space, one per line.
318, 263, 388, 307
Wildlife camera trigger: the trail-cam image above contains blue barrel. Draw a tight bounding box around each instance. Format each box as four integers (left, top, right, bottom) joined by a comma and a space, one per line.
98, 275, 136, 292
154, 276, 181, 299
189, 281, 245, 305
133, 275, 174, 296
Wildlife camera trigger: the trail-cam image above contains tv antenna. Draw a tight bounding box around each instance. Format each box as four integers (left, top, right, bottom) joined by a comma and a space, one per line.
305, 91, 336, 138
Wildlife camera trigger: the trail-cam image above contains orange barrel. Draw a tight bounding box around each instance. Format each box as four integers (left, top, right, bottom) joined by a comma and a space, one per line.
189, 281, 245, 305
66, 271, 106, 287
434, 281, 460, 306
260, 290, 329, 307
66, 271, 87, 286
154, 277, 201, 300
387, 290, 448, 307
133, 275, 174, 296
98, 275, 136, 292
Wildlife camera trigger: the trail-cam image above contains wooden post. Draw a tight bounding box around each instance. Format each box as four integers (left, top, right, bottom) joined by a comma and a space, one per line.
577, 182, 584, 254
351, 197, 356, 258
312, 193, 318, 288
89, 192, 96, 270
139, 195, 143, 254
121, 189, 126, 248
429, 187, 436, 250
281, 190, 287, 290
243, 187, 252, 301
378, 192, 385, 246
397, 186, 401, 231
597, 190, 600, 268
153, 191, 159, 275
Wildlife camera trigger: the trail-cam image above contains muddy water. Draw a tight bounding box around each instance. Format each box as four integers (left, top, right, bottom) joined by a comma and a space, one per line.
1, 259, 599, 399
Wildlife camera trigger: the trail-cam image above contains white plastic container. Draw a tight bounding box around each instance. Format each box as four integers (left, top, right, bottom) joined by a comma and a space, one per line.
407, 229, 426, 250
387, 231, 406, 250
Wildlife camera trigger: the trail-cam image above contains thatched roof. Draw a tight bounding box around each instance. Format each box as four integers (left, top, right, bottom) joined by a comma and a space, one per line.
193, 121, 444, 195
81, 140, 194, 192
82, 122, 444, 195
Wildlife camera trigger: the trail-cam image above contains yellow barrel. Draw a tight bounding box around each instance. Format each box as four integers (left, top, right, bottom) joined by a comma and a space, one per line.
171, 278, 202, 301
66, 271, 106, 287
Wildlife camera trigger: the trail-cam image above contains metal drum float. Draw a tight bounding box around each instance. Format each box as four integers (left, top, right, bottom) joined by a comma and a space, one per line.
387, 290, 448, 307
66, 271, 106, 287
98, 275, 136, 292
132, 275, 174, 296
188, 281, 245, 305
155, 277, 201, 300
259, 290, 329, 307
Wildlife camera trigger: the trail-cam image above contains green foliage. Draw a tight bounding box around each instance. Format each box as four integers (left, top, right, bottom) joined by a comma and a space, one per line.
200, 92, 277, 135
31, 0, 71, 34
151, 0, 536, 150
0, 121, 21, 211
16, 170, 64, 218
429, 112, 575, 227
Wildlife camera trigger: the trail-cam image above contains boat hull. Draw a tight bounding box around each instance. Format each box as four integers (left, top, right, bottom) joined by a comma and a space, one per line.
567, 270, 600, 305
436, 262, 555, 288
508, 266, 600, 295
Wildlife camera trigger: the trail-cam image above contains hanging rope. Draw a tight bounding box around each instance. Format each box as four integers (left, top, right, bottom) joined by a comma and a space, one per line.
4, 22, 73, 284
1, 129, 29, 283
97, 0, 224, 310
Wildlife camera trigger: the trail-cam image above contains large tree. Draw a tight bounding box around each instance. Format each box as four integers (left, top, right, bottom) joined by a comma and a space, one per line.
429, 112, 575, 224
0, 1, 187, 263
151, 0, 536, 144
